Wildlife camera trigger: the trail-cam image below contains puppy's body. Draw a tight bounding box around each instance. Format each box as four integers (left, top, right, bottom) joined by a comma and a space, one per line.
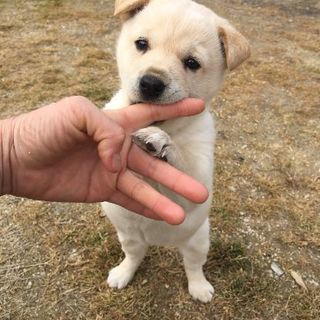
103, 97, 215, 301
102, 0, 250, 302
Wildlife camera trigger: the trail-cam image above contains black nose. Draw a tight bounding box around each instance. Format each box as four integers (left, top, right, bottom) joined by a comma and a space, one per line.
139, 74, 165, 100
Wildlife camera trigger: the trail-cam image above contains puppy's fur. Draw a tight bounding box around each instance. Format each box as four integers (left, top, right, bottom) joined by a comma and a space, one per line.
102, 0, 250, 302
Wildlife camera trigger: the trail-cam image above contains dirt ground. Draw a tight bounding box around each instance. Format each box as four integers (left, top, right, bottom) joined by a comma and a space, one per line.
0, 0, 319, 319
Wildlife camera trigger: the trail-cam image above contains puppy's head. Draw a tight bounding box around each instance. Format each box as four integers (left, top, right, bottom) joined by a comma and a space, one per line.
114, 0, 250, 104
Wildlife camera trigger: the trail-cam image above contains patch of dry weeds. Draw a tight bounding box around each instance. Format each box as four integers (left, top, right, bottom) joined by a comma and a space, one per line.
1, 1, 319, 319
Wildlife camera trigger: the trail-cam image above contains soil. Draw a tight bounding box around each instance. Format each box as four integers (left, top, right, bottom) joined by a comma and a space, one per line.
0, 1, 319, 319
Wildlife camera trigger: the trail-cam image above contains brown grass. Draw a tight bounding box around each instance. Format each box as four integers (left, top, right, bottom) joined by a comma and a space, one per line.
0, 0, 319, 319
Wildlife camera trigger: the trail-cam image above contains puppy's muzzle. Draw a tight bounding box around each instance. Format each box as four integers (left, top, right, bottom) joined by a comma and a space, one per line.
139, 74, 166, 101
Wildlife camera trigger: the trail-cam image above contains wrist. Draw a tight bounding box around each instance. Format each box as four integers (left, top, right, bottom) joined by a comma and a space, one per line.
0, 117, 17, 196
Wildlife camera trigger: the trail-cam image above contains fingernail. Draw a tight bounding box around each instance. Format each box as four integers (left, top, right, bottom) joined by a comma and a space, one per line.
112, 154, 121, 172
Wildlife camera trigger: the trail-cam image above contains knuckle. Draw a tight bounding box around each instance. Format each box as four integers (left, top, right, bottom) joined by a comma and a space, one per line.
63, 96, 91, 109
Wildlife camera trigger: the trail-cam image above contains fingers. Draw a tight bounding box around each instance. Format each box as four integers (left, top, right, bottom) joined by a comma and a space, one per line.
66, 97, 204, 174
117, 170, 186, 225
128, 145, 209, 203
107, 98, 205, 132
108, 192, 163, 221
97, 98, 205, 172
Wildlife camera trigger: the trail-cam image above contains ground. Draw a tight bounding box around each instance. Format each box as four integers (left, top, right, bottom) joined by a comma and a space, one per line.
0, 0, 319, 319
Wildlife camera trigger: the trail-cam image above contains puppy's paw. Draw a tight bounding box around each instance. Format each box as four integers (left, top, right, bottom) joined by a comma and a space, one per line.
107, 264, 135, 289
132, 126, 175, 163
188, 279, 214, 303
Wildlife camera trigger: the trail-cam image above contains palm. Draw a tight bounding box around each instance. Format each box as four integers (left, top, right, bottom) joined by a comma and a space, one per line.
14, 122, 123, 202
45, 141, 121, 202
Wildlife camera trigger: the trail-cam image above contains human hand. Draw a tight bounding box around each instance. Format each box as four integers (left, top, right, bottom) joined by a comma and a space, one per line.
1, 96, 208, 224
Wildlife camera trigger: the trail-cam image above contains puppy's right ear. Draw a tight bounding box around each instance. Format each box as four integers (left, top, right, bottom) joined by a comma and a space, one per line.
114, 0, 149, 21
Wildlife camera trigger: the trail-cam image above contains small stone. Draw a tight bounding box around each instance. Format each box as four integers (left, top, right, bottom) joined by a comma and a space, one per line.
271, 261, 285, 277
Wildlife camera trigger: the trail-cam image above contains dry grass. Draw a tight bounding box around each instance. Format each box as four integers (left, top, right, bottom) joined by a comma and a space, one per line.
0, 0, 319, 319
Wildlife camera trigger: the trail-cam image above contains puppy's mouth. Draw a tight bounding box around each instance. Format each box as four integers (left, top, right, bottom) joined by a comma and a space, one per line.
131, 92, 188, 106
131, 96, 186, 107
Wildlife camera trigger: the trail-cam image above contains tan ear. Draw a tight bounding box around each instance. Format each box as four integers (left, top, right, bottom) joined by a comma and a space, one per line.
114, 0, 149, 20
218, 23, 250, 71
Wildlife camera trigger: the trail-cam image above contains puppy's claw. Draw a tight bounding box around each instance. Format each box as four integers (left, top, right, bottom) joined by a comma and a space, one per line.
132, 126, 175, 164
146, 142, 157, 152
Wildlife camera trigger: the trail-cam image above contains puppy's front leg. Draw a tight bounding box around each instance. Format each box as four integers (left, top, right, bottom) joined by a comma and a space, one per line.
132, 126, 181, 167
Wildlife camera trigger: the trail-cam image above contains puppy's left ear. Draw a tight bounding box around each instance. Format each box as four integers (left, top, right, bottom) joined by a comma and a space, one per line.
114, 0, 149, 21
218, 21, 250, 71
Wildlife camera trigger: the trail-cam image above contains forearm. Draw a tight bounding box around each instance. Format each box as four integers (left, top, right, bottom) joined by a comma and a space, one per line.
0, 117, 16, 196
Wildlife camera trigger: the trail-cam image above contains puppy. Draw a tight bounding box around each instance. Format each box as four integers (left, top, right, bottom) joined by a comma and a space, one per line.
102, 0, 250, 302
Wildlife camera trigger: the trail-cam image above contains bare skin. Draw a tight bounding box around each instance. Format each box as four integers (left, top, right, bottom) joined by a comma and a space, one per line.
0, 96, 208, 225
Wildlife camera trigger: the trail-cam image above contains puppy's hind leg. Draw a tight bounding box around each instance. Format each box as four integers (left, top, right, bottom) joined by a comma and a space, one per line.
178, 219, 214, 303
107, 231, 148, 289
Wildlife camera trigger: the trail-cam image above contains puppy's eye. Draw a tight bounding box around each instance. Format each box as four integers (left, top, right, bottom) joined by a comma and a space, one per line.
183, 57, 201, 71
135, 38, 149, 53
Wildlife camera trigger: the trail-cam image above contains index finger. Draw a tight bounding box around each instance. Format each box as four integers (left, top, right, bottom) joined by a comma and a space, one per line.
106, 98, 205, 132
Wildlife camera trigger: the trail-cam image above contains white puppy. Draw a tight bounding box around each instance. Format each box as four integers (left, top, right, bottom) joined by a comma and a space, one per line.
102, 0, 250, 302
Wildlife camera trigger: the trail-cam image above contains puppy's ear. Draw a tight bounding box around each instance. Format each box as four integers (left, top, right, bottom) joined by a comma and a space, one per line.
114, 0, 149, 21
218, 22, 250, 71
